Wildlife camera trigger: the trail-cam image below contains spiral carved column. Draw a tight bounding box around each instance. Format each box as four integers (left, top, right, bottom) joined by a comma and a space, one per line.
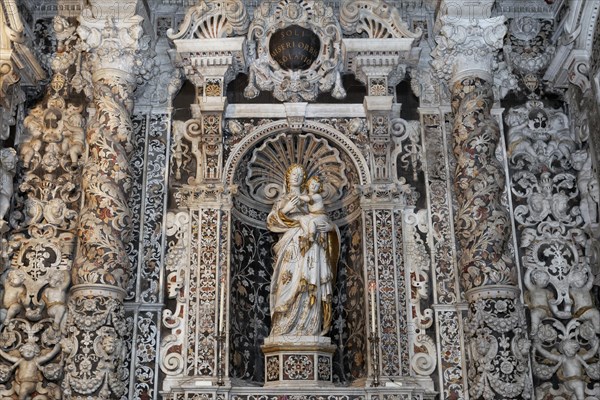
63, 3, 152, 398
433, 10, 532, 399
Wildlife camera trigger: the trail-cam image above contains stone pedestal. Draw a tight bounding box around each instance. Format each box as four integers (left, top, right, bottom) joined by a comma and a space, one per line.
262, 336, 336, 387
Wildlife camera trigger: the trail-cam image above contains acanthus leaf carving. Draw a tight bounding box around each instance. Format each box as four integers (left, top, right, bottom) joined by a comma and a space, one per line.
432, 16, 508, 85
340, 0, 422, 40
167, 0, 249, 40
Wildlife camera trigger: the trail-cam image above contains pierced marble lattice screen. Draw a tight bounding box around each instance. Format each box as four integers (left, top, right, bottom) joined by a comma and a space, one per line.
229, 217, 367, 384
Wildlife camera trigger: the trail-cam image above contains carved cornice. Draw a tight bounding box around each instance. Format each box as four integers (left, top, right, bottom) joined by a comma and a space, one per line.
171, 37, 245, 89
431, 15, 507, 85
343, 38, 419, 87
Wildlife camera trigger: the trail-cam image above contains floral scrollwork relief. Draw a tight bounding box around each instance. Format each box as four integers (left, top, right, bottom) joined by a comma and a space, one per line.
403, 208, 436, 377
339, 0, 422, 39
167, 0, 249, 40
507, 99, 600, 398
62, 294, 130, 398
160, 211, 190, 376
451, 78, 516, 290
465, 295, 532, 399
506, 100, 574, 172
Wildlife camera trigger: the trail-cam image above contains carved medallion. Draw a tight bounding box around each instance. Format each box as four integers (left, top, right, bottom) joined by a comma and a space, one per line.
269, 25, 321, 71
245, 0, 345, 102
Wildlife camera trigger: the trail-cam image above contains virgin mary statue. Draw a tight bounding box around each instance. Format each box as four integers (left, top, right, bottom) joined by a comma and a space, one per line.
266, 164, 340, 337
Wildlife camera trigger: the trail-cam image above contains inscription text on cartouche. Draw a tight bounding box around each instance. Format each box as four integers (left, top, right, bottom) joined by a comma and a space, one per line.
269, 25, 321, 71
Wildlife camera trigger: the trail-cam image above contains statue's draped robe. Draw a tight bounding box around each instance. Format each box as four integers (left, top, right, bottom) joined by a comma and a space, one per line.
267, 194, 339, 336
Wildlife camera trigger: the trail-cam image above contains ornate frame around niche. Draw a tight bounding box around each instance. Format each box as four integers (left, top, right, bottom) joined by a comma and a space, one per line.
244, 0, 346, 102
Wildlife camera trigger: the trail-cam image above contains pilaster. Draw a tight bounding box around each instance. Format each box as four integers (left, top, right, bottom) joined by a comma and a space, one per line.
159, 1, 248, 391
432, 6, 532, 399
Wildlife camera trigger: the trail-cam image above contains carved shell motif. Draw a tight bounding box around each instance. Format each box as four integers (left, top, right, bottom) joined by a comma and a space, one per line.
246, 132, 348, 206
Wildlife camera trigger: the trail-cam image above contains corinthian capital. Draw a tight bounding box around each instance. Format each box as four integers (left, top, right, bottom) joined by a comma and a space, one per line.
431, 15, 507, 85
77, 1, 154, 84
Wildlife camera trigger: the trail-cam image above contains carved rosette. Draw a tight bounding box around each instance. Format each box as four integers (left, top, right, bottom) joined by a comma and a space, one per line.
245, 0, 345, 102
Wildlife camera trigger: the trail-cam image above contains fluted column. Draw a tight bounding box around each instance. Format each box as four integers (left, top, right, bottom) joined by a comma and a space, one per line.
63, 3, 152, 398
432, 4, 532, 399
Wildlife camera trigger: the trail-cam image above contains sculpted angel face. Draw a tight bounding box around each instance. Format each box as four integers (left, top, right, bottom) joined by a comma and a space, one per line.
531, 270, 549, 287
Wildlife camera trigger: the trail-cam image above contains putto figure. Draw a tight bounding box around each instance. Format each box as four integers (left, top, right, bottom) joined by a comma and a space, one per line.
267, 164, 339, 336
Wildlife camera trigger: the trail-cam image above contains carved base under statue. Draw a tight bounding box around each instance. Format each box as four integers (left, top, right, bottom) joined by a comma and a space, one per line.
262, 336, 336, 387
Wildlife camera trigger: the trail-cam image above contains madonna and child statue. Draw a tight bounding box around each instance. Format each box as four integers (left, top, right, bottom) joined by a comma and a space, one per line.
262, 163, 340, 386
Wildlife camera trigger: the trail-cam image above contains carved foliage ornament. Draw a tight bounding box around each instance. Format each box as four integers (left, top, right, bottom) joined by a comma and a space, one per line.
167, 0, 249, 40
245, 0, 346, 102
432, 16, 507, 84
505, 18, 555, 77
507, 101, 600, 398
339, 0, 422, 39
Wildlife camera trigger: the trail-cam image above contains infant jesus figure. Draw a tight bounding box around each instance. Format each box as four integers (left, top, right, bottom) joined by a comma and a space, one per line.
297, 175, 331, 255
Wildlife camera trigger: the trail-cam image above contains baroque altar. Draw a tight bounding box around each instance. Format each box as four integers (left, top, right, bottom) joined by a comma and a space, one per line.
0, 0, 600, 400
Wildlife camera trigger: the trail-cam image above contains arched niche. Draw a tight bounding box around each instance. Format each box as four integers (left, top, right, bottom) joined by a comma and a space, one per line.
223, 120, 370, 385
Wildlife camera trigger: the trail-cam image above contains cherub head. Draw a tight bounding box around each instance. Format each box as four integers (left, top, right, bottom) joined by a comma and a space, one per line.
570, 269, 589, 289
305, 175, 322, 195
101, 334, 117, 355
0, 148, 16, 170
531, 270, 550, 287
19, 342, 40, 360
559, 339, 580, 357
48, 270, 66, 288
7, 270, 24, 286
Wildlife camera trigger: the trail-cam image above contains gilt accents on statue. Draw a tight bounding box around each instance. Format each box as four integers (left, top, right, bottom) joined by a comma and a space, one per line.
262, 163, 339, 386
